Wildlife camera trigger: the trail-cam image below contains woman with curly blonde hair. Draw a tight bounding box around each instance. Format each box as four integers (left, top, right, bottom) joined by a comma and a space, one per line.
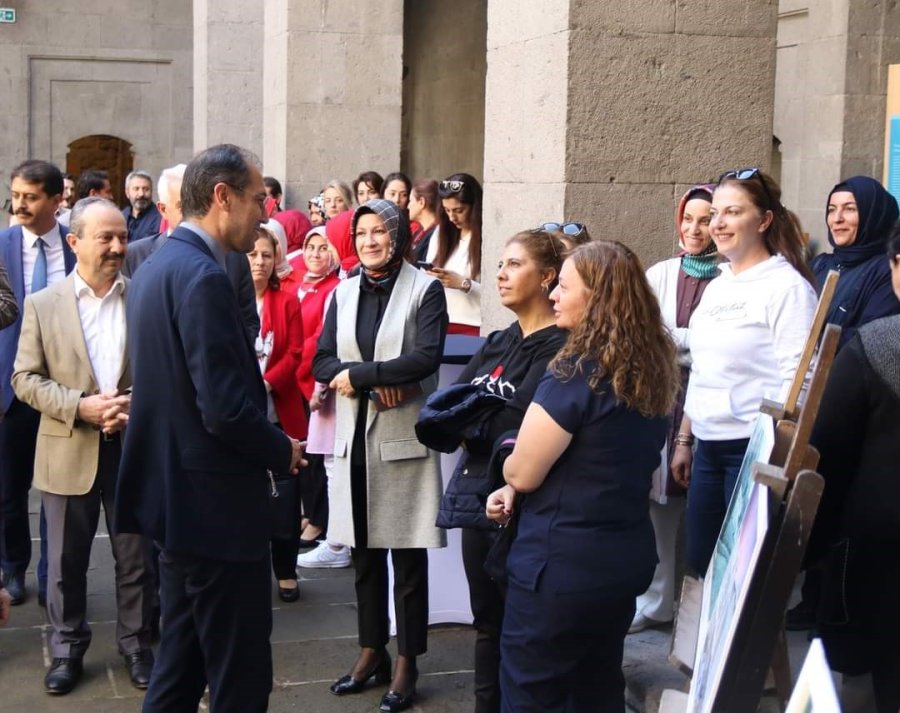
486, 240, 679, 712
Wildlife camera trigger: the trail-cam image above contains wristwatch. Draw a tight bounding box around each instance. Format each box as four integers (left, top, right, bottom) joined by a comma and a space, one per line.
460, 278, 472, 293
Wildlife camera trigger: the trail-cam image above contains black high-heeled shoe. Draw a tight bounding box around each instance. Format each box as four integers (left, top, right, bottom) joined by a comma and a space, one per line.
329, 650, 392, 696
379, 668, 418, 712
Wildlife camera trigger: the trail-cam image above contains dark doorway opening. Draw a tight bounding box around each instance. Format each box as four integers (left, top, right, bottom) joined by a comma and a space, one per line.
67, 135, 134, 208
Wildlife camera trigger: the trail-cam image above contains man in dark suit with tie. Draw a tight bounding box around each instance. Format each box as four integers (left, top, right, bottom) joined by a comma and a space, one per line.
114, 144, 304, 713
122, 163, 259, 342
0, 160, 76, 606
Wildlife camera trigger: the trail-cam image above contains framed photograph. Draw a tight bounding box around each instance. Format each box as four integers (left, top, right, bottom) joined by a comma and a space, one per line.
687, 481, 770, 712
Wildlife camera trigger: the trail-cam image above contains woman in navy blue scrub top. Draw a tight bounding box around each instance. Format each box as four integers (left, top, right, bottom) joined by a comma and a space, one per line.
486, 241, 680, 713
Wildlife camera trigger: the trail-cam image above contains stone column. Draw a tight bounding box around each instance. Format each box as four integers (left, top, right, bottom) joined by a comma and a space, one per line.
262, 0, 405, 208
193, 0, 264, 155
481, 0, 779, 332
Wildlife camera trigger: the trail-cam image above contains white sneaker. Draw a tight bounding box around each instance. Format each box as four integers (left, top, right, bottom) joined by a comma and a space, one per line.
296, 541, 351, 569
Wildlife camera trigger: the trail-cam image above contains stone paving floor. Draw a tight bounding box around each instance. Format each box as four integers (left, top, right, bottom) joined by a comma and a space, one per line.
0, 494, 812, 713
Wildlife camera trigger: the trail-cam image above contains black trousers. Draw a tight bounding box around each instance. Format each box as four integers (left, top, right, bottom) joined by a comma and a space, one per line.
352, 546, 429, 656
270, 474, 302, 581
142, 550, 272, 713
300, 453, 329, 530
462, 528, 505, 713
350, 463, 429, 656
0, 398, 39, 576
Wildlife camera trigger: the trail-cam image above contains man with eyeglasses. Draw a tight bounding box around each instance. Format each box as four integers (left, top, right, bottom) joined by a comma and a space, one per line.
114, 144, 306, 712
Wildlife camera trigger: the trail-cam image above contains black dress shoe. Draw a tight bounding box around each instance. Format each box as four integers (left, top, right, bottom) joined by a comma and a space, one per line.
329, 650, 391, 695
44, 657, 83, 694
124, 649, 155, 689
379, 669, 418, 713
277, 582, 300, 603
5, 573, 25, 605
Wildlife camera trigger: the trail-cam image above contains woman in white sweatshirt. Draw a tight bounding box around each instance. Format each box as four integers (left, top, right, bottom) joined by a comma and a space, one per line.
672, 169, 818, 575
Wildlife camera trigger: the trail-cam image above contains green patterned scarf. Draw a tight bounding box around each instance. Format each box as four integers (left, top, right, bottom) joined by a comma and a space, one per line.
680, 245, 720, 280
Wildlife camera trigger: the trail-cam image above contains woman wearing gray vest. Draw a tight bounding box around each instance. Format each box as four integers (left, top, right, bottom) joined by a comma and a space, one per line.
313, 199, 448, 712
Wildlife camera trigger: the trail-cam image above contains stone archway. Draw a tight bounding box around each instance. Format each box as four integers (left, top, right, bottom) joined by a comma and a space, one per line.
66, 135, 134, 208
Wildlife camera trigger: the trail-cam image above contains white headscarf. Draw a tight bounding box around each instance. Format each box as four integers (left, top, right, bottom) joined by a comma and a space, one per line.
264, 219, 293, 279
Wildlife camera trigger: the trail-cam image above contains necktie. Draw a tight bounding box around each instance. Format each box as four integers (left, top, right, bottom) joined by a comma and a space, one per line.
31, 237, 48, 293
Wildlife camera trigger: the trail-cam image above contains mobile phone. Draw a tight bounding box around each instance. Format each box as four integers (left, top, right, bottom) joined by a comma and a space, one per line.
415, 260, 433, 271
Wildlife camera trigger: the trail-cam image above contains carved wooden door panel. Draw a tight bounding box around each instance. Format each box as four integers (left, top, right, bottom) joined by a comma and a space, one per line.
66, 135, 134, 208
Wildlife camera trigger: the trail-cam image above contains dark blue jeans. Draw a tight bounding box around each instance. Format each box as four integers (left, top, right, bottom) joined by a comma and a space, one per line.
686, 437, 749, 576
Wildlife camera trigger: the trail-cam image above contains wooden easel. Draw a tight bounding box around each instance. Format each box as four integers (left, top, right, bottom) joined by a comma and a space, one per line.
662, 271, 841, 712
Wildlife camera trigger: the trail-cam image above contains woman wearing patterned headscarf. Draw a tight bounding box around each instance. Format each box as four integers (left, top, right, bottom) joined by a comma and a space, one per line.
631, 184, 719, 634
313, 199, 449, 712
811, 175, 900, 348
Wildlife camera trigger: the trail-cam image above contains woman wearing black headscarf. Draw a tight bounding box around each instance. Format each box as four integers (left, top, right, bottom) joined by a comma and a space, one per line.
790, 176, 900, 631
807, 225, 900, 711
313, 199, 448, 712
811, 175, 900, 348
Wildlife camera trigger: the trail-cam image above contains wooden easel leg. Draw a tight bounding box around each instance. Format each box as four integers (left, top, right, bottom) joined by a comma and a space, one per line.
770, 628, 792, 709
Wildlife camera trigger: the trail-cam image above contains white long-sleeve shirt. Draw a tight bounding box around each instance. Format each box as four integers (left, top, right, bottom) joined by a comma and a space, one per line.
425, 230, 481, 328
685, 255, 817, 441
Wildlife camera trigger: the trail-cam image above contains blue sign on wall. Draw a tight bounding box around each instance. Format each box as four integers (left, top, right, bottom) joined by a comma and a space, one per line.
889, 116, 900, 206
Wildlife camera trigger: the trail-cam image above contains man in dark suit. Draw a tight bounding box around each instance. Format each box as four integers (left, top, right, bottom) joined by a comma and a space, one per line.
12, 198, 155, 694
114, 144, 304, 713
123, 162, 259, 341
0, 160, 76, 606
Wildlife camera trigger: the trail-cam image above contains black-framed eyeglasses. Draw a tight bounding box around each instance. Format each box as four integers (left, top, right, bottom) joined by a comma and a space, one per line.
539, 221, 586, 238
718, 168, 776, 211
228, 184, 267, 209
439, 179, 465, 194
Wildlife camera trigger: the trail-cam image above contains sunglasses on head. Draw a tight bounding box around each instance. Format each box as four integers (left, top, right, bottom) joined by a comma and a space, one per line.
529, 227, 563, 260
440, 179, 465, 194
718, 167, 777, 211
539, 222, 586, 238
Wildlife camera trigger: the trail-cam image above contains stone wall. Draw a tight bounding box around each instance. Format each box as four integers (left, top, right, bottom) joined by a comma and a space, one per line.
566, 1, 778, 270
481, 0, 779, 333
775, 0, 900, 248
401, 0, 487, 183
480, 0, 571, 332
0, 0, 193, 200
193, 0, 263, 157
259, 0, 404, 210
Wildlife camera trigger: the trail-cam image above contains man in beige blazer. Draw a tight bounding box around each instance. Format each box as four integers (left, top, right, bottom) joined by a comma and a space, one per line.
11, 197, 154, 695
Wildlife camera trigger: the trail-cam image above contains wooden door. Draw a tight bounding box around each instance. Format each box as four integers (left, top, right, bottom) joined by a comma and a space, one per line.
66, 135, 134, 209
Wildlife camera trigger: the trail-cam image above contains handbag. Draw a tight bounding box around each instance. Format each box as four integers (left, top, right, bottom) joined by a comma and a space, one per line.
269, 473, 301, 541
